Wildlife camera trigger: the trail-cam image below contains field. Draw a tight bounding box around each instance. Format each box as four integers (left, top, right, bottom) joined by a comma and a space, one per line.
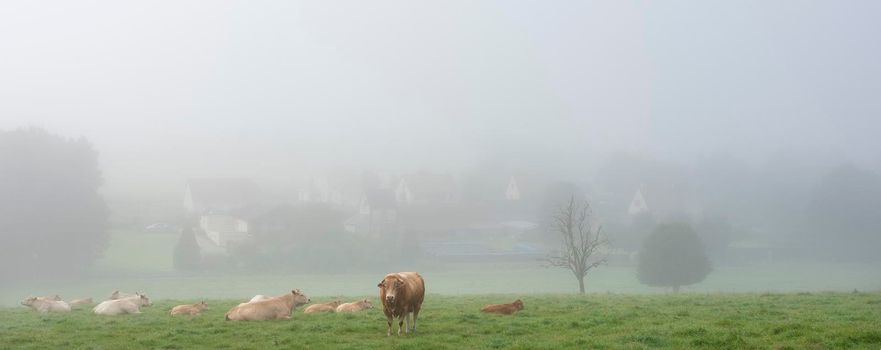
3, 230, 880, 307
3, 231, 881, 349
2, 293, 880, 349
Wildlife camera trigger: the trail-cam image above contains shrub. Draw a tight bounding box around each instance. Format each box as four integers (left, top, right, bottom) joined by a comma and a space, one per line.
637, 222, 711, 292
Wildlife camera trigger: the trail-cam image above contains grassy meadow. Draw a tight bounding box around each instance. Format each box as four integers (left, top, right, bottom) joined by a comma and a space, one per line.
3, 230, 881, 348
2, 293, 880, 349
3, 230, 880, 307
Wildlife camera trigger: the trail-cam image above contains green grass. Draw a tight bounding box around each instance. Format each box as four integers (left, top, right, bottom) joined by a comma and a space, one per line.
2, 229, 881, 309
2, 293, 880, 349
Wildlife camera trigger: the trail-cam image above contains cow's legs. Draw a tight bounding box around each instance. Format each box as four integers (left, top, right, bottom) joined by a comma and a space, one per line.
398, 316, 404, 335
412, 305, 421, 334
386, 316, 393, 336
404, 312, 410, 334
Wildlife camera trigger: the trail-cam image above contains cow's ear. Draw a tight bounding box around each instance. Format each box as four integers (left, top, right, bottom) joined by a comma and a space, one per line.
377, 281, 384, 288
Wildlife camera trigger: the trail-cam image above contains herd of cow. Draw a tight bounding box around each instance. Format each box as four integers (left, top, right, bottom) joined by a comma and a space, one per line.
19, 272, 525, 336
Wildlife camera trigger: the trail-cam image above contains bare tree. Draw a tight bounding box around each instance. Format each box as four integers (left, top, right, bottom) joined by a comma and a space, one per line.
546, 195, 609, 294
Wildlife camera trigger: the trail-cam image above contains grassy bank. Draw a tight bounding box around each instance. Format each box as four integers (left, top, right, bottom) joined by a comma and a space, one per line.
2, 293, 879, 349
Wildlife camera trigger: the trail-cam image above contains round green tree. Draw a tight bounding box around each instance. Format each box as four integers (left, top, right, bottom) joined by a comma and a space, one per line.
637, 222, 711, 292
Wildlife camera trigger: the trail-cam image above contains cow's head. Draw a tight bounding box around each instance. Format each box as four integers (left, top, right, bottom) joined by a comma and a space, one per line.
110, 290, 120, 300
21, 297, 37, 306
361, 299, 374, 309
199, 300, 209, 310
136, 293, 152, 306
513, 299, 524, 310
378, 276, 404, 304
291, 289, 310, 306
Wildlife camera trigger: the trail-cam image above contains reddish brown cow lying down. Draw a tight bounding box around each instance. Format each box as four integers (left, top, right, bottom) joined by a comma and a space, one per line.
225, 289, 309, 321
170, 301, 209, 316
481, 299, 524, 315
379, 272, 425, 336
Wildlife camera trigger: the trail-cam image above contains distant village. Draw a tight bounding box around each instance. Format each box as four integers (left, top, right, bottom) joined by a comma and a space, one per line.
150, 167, 760, 268
181, 173, 549, 264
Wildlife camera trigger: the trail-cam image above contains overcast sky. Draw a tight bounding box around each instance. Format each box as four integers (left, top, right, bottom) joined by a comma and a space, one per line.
2, 1, 879, 196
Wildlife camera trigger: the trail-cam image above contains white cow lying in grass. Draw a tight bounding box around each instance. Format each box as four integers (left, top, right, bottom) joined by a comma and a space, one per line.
21, 297, 71, 313
109, 290, 136, 300
94, 294, 152, 316
39, 295, 63, 301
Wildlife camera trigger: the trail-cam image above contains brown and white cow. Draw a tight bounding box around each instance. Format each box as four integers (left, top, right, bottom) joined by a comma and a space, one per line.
21, 297, 71, 313
170, 301, 209, 316
304, 300, 342, 313
378, 272, 425, 336
480, 299, 524, 315
225, 289, 309, 321
335, 299, 373, 312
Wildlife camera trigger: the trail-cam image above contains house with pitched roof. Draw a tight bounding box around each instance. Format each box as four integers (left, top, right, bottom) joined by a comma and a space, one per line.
344, 189, 398, 238
183, 178, 259, 250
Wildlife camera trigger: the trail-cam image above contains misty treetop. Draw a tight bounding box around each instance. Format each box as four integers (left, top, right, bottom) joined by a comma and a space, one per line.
637, 222, 711, 293
0, 128, 107, 281
805, 164, 881, 261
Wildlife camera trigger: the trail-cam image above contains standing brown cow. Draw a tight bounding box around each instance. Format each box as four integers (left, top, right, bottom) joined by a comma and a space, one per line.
378, 272, 425, 336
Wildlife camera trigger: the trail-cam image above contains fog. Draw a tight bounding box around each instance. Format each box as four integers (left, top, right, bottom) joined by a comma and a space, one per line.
1, 1, 880, 303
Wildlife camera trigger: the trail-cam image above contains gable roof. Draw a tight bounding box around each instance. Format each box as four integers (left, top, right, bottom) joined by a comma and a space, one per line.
628, 186, 649, 215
